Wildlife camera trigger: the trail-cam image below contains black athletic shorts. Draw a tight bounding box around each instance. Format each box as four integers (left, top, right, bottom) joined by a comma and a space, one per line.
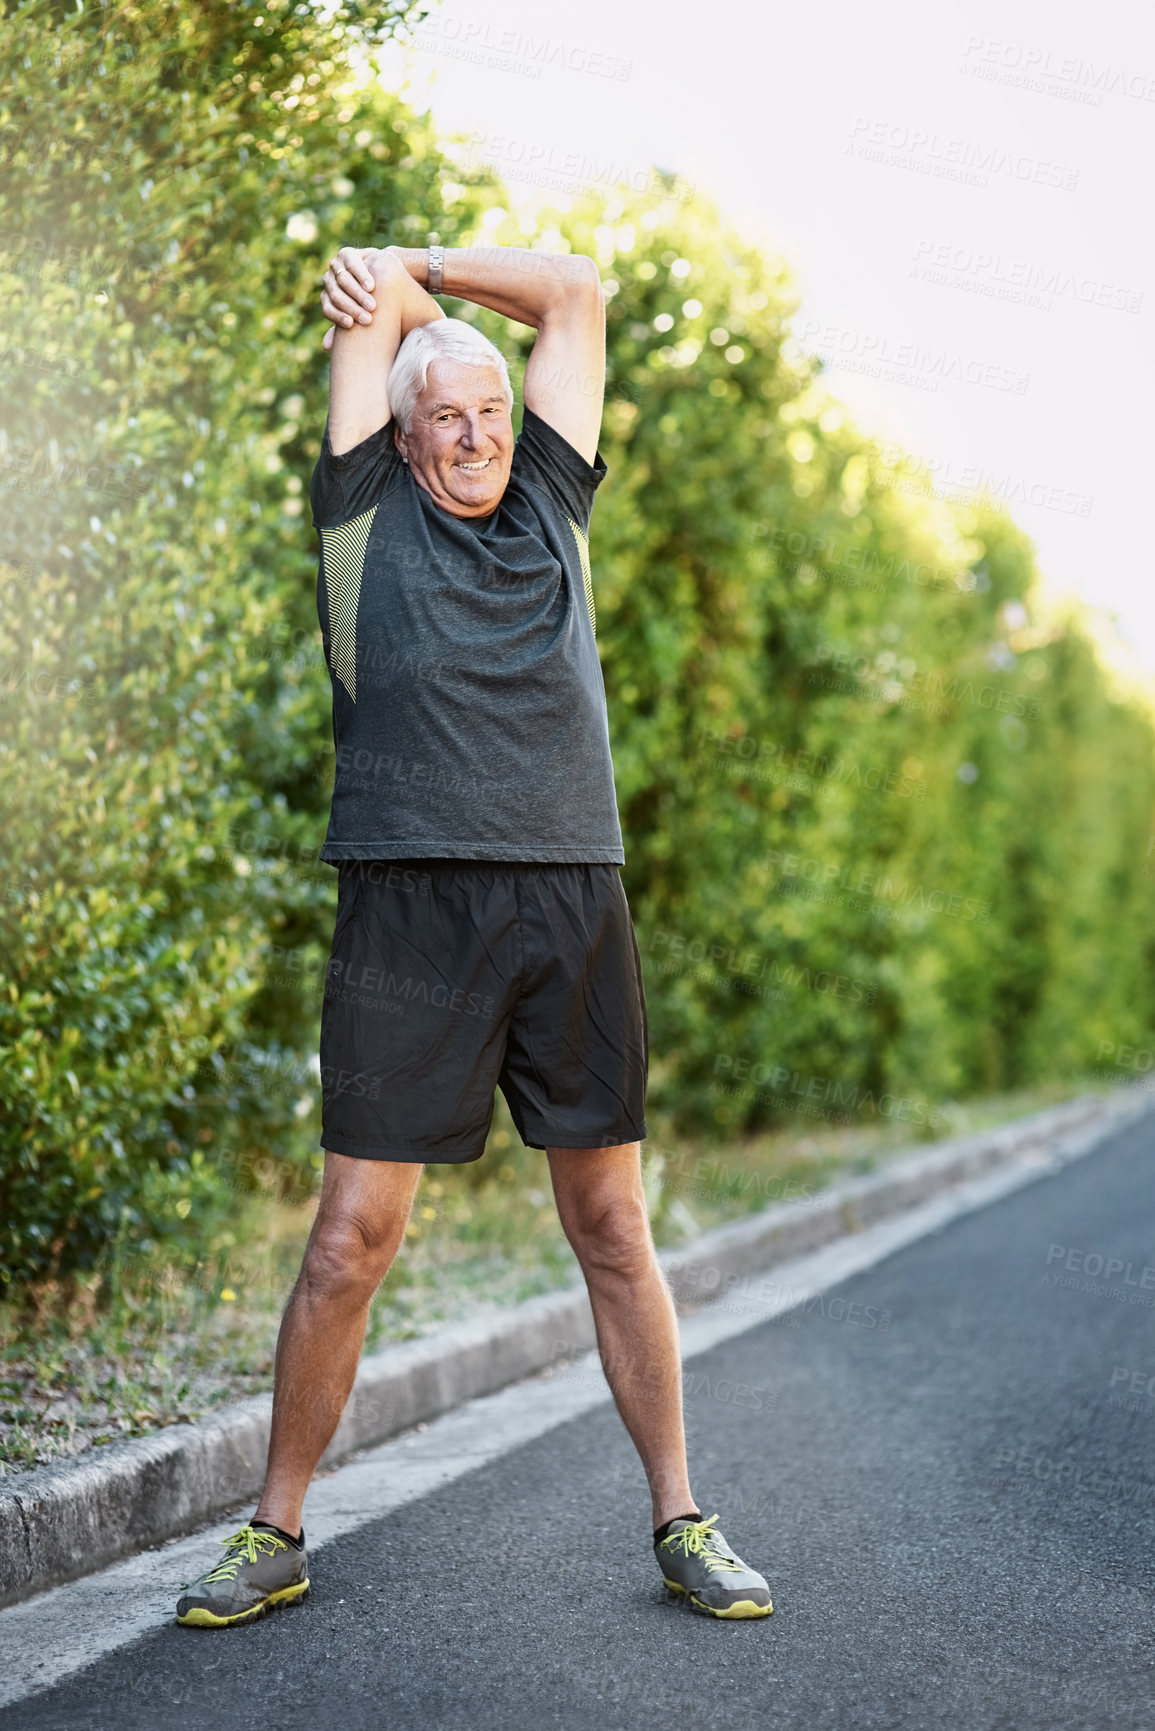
319, 859, 649, 1162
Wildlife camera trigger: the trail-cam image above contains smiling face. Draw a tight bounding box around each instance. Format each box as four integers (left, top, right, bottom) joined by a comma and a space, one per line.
394, 358, 515, 518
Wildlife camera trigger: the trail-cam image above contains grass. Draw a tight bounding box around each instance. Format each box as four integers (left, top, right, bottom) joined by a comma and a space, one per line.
0, 1077, 1105, 1475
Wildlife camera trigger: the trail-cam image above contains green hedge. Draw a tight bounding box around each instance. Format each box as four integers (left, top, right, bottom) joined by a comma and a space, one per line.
2, 0, 1153, 1288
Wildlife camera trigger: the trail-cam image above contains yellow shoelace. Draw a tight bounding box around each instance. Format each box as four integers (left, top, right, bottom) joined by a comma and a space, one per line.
200, 1525, 288, 1584
661, 1514, 743, 1575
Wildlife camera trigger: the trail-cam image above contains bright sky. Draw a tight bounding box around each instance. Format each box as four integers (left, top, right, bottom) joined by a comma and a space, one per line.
376, 0, 1155, 672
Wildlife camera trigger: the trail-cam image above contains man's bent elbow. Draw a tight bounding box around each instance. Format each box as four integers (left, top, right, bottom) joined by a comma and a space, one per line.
572, 253, 602, 292
572, 254, 604, 307
539, 252, 602, 315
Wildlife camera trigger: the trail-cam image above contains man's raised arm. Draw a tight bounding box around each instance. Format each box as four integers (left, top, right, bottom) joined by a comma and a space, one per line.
323, 245, 605, 465
322, 246, 445, 456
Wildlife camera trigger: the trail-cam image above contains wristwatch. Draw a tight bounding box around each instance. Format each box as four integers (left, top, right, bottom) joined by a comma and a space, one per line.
427, 244, 444, 295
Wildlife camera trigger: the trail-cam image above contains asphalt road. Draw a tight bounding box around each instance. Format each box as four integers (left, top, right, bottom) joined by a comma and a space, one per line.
6, 1109, 1155, 1731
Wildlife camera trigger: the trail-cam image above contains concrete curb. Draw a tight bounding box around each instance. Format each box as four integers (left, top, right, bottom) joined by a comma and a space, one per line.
0, 1089, 1146, 1607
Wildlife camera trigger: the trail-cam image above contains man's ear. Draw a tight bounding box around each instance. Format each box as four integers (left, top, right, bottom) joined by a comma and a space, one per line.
394, 424, 410, 466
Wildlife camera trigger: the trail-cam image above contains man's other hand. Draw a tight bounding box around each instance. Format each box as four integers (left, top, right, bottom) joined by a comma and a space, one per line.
320, 246, 384, 350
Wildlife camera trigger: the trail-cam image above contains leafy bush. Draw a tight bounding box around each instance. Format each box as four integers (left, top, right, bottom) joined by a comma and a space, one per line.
2, 0, 1153, 1289
0, 0, 483, 1281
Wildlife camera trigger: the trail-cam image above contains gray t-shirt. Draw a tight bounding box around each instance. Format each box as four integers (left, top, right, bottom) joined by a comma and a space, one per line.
309, 404, 625, 863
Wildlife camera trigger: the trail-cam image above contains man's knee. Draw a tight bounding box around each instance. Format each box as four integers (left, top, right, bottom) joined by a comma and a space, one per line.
568, 1191, 654, 1278
299, 1208, 399, 1301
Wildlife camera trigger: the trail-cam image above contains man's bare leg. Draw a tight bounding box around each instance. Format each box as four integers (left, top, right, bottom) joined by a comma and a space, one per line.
546, 1141, 697, 1529
253, 1150, 424, 1537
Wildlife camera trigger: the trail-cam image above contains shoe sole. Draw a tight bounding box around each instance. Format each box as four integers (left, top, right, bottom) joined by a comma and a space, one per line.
176, 1578, 310, 1628
661, 1576, 773, 1619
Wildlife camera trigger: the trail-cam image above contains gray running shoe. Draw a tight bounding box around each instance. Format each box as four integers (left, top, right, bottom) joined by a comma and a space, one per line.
655, 1513, 773, 1618
176, 1524, 309, 1627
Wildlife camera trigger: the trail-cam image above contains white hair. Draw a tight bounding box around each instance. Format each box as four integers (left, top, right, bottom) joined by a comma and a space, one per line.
388, 319, 514, 434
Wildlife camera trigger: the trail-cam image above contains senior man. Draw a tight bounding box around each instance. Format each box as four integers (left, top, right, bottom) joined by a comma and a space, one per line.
176, 240, 771, 1627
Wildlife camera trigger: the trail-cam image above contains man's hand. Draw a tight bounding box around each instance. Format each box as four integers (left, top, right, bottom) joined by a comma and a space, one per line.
322, 247, 444, 454
320, 246, 387, 351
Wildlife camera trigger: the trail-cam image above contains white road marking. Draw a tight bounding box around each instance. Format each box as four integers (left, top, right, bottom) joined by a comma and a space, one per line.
0, 1118, 1123, 1709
